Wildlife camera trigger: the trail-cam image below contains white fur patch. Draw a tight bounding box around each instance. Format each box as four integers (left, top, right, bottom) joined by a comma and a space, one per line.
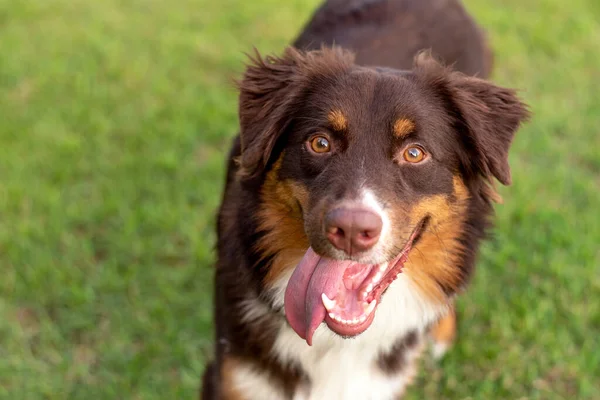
268, 273, 446, 400
269, 268, 294, 310
430, 341, 450, 360
360, 189, 391, 244
355, 189, 399, 264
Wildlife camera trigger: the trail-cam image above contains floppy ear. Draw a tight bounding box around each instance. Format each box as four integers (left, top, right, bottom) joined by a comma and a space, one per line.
415, 53, 530, 185
447, 75, 530, 185
237, 46, 354, 179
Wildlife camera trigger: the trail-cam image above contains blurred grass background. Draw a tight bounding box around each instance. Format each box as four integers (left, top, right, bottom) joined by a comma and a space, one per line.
0, 0, 599, 398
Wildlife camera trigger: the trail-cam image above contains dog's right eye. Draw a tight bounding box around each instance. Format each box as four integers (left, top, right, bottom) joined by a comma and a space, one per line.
308, 135, 331, 154
402, 146, 426, 163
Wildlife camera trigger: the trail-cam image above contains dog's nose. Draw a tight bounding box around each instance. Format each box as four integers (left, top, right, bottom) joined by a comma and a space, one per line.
325, 207, 383, 254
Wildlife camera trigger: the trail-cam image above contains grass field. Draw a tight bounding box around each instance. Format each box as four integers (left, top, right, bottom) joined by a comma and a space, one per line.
1, 0, 599, 398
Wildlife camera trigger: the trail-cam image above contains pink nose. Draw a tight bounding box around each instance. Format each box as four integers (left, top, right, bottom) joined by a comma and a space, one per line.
324, 207, 383, 255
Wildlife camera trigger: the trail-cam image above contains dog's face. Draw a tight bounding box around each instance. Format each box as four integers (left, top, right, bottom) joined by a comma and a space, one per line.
238, 48, 528, 345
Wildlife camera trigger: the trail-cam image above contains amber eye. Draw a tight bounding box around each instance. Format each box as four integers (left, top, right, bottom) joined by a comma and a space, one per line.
403, 146, 426, 163
309, 135, 331, 154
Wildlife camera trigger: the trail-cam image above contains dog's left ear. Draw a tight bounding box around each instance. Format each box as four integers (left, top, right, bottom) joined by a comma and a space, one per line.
237, 47, 354, 179
415, 53, 530, 185
447, 75, 530, 185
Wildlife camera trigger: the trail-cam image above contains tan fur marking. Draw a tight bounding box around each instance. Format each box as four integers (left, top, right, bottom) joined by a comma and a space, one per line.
256, 156, 309, 285
452, 176, 469, 201
403, 176, 470, 302
288, 181, 309, 209
429, 306, 457, 345
221, 357, 247, 400
393, 118, 415, 138
328, 109, 348, 131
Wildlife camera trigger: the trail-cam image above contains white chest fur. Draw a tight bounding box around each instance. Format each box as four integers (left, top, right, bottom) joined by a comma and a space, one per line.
269, 274, 445, 400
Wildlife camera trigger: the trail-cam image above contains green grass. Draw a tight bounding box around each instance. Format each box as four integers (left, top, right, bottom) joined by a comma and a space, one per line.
0, 0, 598, 398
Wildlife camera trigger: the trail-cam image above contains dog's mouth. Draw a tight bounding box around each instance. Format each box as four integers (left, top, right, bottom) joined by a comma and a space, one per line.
284, 220, 426, 345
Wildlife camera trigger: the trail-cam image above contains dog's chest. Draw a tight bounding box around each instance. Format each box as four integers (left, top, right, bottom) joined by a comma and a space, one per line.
275, 326, 423, 400
267, 275, 437, 400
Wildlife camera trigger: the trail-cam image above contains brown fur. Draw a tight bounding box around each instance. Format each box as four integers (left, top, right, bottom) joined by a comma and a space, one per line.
220, 357, 246, 400
236, 48, 354, 180
294, 0, 494, 78
377, 331, 425, 398
203, 1, 529, 398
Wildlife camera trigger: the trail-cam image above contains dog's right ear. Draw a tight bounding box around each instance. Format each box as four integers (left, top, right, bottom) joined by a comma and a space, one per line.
236, 48, 304, 179
236, 47, 354, 179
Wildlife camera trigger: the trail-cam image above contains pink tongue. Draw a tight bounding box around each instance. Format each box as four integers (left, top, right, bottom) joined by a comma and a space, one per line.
284, 247, 351, 345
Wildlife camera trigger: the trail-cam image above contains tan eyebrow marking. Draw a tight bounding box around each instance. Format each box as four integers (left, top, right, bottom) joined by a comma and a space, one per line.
328, 110, 348, 131
393, 118, 415, 138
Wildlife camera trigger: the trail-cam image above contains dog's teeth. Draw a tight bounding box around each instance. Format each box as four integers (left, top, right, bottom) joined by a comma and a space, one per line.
371, 262, 388, 284
364, 300, 377, 316
378, 262, 388, 274
328, 301, 373, 326
321, 293, 337, 311
360, 290, 370, 301
329, 314, 368, 325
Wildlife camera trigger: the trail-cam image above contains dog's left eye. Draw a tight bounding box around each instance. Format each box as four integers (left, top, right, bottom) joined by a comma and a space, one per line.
403, 146, 426, 163
308, 135, 331, 154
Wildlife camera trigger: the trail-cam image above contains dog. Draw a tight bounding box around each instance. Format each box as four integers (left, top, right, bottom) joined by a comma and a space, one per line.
202, 0, 529, 398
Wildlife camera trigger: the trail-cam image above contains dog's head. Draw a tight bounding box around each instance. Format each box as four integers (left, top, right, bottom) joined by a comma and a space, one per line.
237, 47, 529, 345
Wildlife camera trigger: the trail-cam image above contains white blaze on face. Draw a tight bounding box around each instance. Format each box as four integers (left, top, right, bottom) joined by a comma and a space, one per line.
360, 189, 390, 240
356, 189, 393, 263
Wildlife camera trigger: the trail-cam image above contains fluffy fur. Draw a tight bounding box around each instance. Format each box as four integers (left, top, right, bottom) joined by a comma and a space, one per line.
202, 1, 529, 399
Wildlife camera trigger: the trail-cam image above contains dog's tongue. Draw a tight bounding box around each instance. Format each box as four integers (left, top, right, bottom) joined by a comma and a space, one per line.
284, 247, 374, 345
284, 248, 345, 345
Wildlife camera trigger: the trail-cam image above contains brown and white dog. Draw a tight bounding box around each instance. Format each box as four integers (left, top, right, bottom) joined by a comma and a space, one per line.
202, 0, 529, 398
